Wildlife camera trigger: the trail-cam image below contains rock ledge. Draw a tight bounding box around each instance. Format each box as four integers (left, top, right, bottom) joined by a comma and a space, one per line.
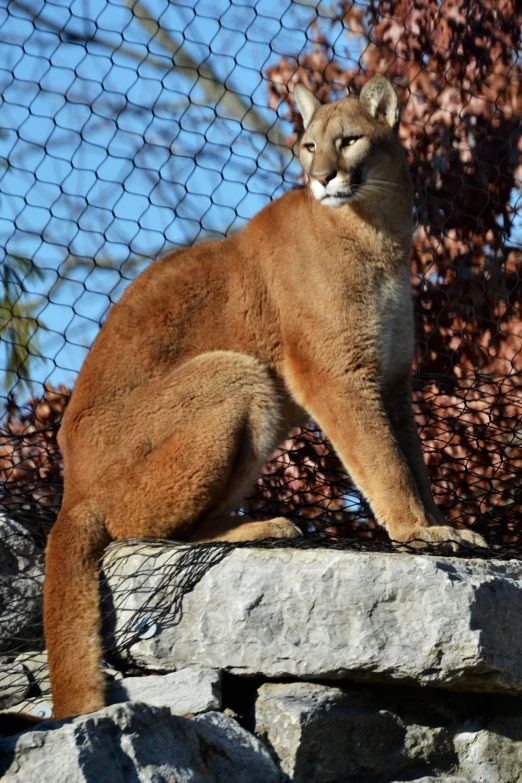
103, 543, 522, 693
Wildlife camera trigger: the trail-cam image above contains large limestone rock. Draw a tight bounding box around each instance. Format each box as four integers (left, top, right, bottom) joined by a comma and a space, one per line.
106, 668, 222, 714
391, 779, 470, 783
0, 702, 280, 782
102, 542, 522, 693
255, 681, 452, 782
454, 716, 522, 783
3, 665, 222, 720
254, 681, 522, 783
0, 512, 45, 655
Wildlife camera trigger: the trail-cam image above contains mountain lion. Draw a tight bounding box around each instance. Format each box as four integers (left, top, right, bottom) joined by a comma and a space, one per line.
42, 75, 486, 721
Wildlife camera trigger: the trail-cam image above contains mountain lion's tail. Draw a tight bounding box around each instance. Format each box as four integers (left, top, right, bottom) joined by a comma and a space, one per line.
44, 504, 110, 720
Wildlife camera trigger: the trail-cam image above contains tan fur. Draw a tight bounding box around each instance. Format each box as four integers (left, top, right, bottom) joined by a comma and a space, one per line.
43, 76, 485, 721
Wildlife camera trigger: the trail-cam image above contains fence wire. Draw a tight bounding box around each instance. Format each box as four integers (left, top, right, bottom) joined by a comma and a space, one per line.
0, 0, 521, 715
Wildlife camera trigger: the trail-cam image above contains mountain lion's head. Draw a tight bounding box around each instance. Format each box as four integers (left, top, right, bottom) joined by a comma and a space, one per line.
295, 76, 408, 209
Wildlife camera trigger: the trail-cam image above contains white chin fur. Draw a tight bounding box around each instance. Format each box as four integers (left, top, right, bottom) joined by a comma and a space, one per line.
320, 194, 354, 208
310, 179, 354, 208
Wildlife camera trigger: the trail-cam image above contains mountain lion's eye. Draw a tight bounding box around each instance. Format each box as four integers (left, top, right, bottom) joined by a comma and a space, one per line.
303, 142, 315, 153
341, 136, 359, 148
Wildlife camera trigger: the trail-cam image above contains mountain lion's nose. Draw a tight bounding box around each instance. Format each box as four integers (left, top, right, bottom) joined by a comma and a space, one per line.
315, 172, 336, 186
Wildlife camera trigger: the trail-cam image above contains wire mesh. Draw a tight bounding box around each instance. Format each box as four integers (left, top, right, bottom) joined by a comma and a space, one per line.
0, 0, 521, 715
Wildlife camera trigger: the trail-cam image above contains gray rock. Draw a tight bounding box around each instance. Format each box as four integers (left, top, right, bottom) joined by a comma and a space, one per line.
107, 668, 222, 714
0, 702, 280, 782
193, 711, 280, 782
255, 680, 522, 783
0, 651, 51, 715
102, 542, 522, 693
0, 649, 50, 712
391, 779, 470, 783
0, 662, 30, 709
1, 696, 53, 720
0, 512, 45, 655
255, 681, 453, 782
14, 650, 50, 696
454, 717, 522, 783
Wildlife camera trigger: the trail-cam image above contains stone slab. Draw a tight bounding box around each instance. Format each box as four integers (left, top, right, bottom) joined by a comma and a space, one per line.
102, 542, 522, 693
255, 680, 522, 783
0, 702, 280, 782
106, 668, 222, 714
454, 717, 522, 783
0, 512, 45, 655
391, 779, 470, 783
1, 697, 53, 720
0, 662, 30, 709
14, 650, 50, 695
255, 681, 451, 782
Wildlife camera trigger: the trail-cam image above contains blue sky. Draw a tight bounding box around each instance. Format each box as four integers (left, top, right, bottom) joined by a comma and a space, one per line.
0, 0, 366, 395
1, 0, 520, 400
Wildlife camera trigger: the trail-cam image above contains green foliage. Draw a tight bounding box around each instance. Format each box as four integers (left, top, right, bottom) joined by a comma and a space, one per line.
0, 257, 46, 393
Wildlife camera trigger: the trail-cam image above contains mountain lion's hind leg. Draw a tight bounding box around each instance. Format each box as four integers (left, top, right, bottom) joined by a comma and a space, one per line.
46, 351, 298, 721
184, 515, 301, 543
105, 351, 298, 544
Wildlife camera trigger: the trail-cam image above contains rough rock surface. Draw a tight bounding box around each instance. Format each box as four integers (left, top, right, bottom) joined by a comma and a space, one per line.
14, 650, 50, 695
255, 681, 452, 782
254, 681, 522, 783
454, 716, 522, 783
391, 779, 470, 783
0, 512, 45, 655
0, 651, 50, 710
0, 650, 52, 716
1, 696, 53, 719
0, 662, 30, 709
107, 668, 222, 714
103, 542, 522, 692
0, 702, 280, 782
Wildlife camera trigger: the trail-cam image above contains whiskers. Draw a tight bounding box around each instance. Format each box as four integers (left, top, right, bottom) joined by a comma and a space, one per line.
360, 178, 404, 198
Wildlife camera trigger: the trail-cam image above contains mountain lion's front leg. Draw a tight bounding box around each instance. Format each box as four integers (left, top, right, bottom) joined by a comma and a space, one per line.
287, 363, 485, 550
382, 374, 447, 526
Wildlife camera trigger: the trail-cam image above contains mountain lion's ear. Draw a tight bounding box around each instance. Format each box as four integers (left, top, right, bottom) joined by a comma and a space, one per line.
294, 84, 321, 130
359, 76, 398, 128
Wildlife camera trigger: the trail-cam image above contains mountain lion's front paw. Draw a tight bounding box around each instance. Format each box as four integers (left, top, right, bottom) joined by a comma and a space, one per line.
399, 525, 488, 553
265, 518, 303, 539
